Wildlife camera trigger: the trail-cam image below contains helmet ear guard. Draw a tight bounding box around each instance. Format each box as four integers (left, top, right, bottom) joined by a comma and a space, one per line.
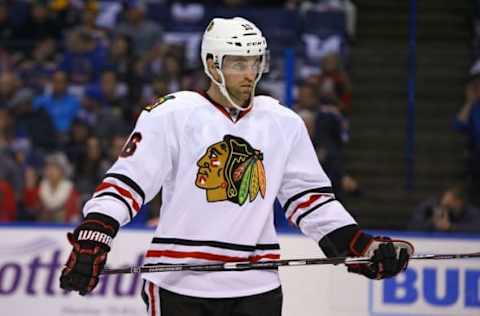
201, 17, 268, 112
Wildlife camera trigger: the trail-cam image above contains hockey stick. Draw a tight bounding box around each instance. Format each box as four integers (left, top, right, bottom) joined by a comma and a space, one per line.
101, 252, 480, 275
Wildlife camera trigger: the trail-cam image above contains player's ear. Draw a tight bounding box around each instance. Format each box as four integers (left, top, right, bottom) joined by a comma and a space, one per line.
206, 56, 221, 82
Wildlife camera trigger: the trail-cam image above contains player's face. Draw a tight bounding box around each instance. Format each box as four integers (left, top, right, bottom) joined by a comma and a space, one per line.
196, 141, 230, 189
222, 55, 262, 105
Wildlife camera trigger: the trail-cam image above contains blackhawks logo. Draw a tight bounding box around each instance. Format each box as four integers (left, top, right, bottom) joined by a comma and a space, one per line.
195, 135, 266, 205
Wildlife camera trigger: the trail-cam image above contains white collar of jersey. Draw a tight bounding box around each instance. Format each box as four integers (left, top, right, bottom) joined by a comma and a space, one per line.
200, 91, 251, 123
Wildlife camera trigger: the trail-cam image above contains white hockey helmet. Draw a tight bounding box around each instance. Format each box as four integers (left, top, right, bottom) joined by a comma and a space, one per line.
201, 17, 268, 111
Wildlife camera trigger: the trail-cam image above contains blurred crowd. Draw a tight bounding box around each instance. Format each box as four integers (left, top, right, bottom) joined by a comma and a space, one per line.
3, 0, 477, 233
428, 0, 480, 233
0, 0, 360, 225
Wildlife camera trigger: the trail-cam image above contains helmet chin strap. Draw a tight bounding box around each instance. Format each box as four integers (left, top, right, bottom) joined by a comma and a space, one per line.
208, 67, 263, 112
218, 71, 253, 112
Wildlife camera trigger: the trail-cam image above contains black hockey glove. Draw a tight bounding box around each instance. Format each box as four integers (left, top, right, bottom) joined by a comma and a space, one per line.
319, 225, 414, 280
59, 213, 119, 295
347, 231, 414, 279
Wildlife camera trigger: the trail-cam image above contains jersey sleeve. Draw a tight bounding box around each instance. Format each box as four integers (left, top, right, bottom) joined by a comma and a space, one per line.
277, 117, 356, 242
83, 109, 177, 226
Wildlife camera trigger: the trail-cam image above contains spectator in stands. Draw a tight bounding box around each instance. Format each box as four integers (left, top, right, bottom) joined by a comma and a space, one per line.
294, 81, 320, 113
454, 74, 480, 207
0, 108, 24, 202
75, 136, 104, 205
311, 52, 352, 115
0, 107, 20, 222
50, 0, 84, 29
77, 87, 129, 141
28, 152, 80, 223
59, 29, 107, 87
0, 106, 14, 146
0, 177, 17, 222
71, 3, 109, 45
0, 47, 17, 73
0, 71, 33, 109
11, 89, 57, 152
64, 118, 90, 169
16, 0, 62, 50
99, 133, 129, 175
136, 42, 167, 81
33, 70, 80, 138
297, 108, 317, 140
314, 96, 354, 200
0, 1, 18, 52
17, 37, 58, 94
85, 70, 129, 119
116, 0, 163, 57
156, 53, 183, 93
21, 166, 39, 220
101, 70, 129, 110
107, 34, 135, 85
408, 186, 480, 233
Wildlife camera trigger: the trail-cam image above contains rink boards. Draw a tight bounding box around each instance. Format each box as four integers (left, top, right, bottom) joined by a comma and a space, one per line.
0, 225, 478, 316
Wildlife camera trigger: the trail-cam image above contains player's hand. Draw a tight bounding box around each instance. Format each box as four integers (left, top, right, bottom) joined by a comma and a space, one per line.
348, 232, 414, 280
59, 213, 119, 295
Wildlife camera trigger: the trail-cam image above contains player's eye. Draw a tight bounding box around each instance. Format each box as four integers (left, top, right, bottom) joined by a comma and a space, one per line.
231, 63, 245, 71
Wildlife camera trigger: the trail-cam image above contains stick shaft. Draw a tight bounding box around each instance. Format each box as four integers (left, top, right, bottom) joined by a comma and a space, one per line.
101, 252, 480, 275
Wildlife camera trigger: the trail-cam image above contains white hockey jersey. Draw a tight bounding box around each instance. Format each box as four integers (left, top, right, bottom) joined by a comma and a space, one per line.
83, 91, 356, 298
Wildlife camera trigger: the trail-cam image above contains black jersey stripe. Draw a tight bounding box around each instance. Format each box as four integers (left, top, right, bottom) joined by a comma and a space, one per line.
255, 243, 281, 250
96, 192, 134, 220
295, 198, 337, 227
141, 280, 150, 312
283, 187, 334, 212
151, 237, 280, 252
104, 173, 145, 202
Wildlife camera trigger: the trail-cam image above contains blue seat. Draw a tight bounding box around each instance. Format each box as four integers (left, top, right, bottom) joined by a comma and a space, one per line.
301, 10, 346, 36
208, 7, 299, 35
145, 2, 171, 27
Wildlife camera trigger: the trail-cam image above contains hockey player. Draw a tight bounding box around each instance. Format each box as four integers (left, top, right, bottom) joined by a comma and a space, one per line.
60, 17, 414, 315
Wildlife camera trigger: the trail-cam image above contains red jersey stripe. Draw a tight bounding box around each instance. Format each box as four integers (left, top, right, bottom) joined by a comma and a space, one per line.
145, 250, 280, 263
95, 182, 140, 211
287, 194, 322, 221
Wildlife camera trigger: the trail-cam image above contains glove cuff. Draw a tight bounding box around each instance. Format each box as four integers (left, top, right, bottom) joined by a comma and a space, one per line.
319, 224, 362, 257
73, 213, 120, 252
348, 230, 375, 256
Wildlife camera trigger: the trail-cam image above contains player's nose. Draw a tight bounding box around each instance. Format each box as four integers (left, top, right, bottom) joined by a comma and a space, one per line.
244, 68, 256, 82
